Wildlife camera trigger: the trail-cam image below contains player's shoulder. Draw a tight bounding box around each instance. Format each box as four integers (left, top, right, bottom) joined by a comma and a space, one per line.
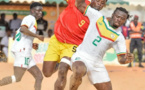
89, 6, 102, 15
23, 15, 35, 21
116, 31, 125, 41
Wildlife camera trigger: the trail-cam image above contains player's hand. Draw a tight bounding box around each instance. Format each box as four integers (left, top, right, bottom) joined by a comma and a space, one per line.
32, 43, 38, 50
125, 53, 134, 63
37, 35, 44, 41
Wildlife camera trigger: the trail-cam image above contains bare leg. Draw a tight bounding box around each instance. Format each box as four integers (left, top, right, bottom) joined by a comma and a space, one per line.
28, 65, 43, 90
70, 61, 87, 90
42, 61, 58, 77
0, 67, 27, 86
55, 62, 70, 90
94, 81, 112, 90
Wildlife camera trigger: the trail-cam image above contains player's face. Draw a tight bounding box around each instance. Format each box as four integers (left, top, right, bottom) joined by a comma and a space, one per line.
90, 0, 106, 11
111, 10, 127, 28
32, 6, 43, 20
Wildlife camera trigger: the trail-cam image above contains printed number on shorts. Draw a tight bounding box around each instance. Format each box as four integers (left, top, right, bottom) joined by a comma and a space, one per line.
72, 46, 77, 52
79, 20, 86, 27
25, 57, 30, 65
92, 36, 102, 46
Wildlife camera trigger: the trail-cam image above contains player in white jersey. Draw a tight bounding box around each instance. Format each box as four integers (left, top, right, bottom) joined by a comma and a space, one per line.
70, 0, 133, 90
0, 2, 44, 90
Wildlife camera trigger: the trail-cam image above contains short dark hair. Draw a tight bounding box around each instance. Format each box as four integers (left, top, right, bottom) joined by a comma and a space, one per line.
1, 13, 5, 17
113, 7, 130, 19
30, 2, 42, 9
13, 13, 17, 16
6, 29, 12, 32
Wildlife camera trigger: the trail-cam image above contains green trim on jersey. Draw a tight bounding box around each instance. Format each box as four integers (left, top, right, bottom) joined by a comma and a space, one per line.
102, 16, 119, 36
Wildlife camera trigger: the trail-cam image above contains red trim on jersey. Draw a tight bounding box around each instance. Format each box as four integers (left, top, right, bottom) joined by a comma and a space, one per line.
21, 25, 28, 28
34, 26, 37, 31
83, 5, 89, 15
117, 53, 126, 56
96, 23, 114, 42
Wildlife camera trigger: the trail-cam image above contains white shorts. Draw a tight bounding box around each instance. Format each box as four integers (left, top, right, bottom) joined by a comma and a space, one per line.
13, 52, 36, 69
71, 52, 110, 84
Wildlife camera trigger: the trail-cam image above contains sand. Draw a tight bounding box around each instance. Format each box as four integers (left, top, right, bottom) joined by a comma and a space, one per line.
0, 62, 145, 90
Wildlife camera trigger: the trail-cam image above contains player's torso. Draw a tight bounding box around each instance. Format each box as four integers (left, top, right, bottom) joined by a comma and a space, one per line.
54, 0, 90, 45
77, 16, 120, 59
12, 15, 37, 54
15, 15, 37, 44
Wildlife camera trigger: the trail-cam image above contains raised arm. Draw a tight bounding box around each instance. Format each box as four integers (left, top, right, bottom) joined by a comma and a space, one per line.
75, 0, 87, 13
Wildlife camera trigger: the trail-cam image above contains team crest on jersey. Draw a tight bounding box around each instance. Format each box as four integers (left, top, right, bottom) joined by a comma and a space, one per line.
98, 22, 102, 25
110, 33, 115, 39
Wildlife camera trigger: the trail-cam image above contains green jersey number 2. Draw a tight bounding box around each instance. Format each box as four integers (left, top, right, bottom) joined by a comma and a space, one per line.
92, 36, 102, 46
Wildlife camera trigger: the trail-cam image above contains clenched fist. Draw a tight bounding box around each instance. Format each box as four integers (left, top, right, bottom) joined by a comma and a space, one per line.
125, 53, 134, 64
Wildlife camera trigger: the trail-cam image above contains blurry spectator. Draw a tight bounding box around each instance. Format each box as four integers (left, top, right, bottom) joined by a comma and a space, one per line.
142, 22, 145, 62
9, 13, 21, 36
142, 22, 145, 31
121, 23, 129, 39
37, 12, 48, 35
0, 13, 9, 41
47, 29, 53, 38
0, 29, 12, 58
128, 15, 144, 68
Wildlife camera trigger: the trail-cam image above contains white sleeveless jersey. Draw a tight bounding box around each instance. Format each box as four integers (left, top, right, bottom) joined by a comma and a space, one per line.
76, 6, 126, 60
11, 15, 37, 56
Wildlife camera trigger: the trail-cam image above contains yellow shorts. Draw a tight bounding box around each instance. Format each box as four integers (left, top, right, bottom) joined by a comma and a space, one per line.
44, 35, 78, 63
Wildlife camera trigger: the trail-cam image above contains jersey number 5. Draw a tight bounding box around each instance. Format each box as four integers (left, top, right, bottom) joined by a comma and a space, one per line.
72, 46, 77, 52
92, 36, 102, 46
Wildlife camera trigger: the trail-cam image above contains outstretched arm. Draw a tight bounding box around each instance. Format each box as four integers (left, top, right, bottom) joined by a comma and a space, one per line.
75, 0, 87, 13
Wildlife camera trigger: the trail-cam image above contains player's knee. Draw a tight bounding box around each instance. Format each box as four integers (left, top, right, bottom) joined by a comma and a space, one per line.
57, 63, 69, 80
94, 81, 112, 90
36, 74, 43, 81
73, 66, 86, 78
58, 68, 67, 80
43, 71, 53, 77
58, 63, 69, 75
42, 69, 53, 77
